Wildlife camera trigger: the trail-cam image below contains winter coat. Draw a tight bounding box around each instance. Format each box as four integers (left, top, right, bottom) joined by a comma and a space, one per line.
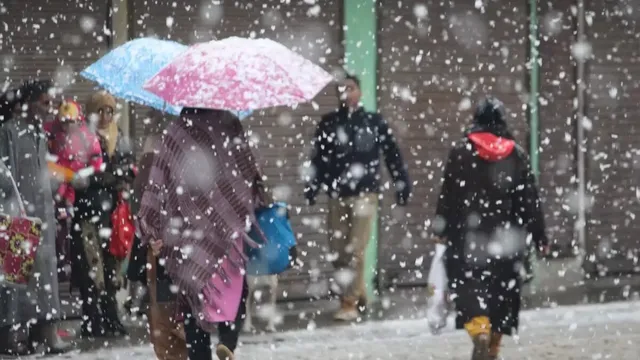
0, 161, 21, 217
434, 123, 547, 335
305, 106, 410, 204
126, 151, 153, 281
128, 134, 172, 301
46, 119, 103, 205
0, 117, 61, 326
73, 128, 135, 222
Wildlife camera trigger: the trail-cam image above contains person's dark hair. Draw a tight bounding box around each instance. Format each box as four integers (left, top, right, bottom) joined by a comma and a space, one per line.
180, 108, 240, 123
180, 107, 205, 116
0, 80, 53, 122
335, 73, 361, 99
345, 73, 361, 88
0, 91, 15, 123
14, 80, 53, 105
473, 96, 506, 128
181, 107, 227, 116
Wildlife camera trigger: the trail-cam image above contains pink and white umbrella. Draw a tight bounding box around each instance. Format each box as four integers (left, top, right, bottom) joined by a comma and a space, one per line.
143, 37, 334, 111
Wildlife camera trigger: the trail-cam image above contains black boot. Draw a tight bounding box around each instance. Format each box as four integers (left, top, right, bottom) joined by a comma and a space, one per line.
80, 317, 111, 338
104, 318, 128, 337
0, 326, 31, 356
28, 323, 73, 355
101, 294, 128, 337
80, 285, 109, 338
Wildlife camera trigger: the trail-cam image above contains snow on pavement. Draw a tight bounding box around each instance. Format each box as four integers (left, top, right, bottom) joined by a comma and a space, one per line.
53, 301, 640, 360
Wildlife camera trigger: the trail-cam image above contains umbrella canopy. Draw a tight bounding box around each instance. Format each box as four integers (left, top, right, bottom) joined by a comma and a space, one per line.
80, 38, 254, 120
81, 37, 187, 116
143, 37, 333, 111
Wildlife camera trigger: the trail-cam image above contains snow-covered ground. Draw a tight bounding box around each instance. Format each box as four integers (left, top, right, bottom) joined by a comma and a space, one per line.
53, 301, 640, 360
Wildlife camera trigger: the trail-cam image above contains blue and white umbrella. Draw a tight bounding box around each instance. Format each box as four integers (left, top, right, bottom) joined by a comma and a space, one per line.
81, 37, 253, 119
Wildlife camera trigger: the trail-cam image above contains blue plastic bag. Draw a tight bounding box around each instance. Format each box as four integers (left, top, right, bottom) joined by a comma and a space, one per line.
246, 203, 297, 276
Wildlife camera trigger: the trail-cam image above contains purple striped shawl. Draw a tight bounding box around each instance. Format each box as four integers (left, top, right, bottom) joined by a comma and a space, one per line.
136, 110, 265, 331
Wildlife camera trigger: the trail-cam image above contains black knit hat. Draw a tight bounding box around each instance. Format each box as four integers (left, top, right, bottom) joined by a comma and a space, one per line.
473, 96, 506, 127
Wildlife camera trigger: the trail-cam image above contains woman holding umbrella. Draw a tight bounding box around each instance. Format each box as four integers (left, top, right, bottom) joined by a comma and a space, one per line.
138, 36, 333, 360
70, 90, 136, 337
138, 108, 268, 360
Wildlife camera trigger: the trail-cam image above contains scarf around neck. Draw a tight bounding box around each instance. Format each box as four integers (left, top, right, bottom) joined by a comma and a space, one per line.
98, 121, 118, 157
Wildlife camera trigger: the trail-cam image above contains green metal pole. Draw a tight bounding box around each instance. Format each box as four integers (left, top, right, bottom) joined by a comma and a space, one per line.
344, 0, 377, 111
344, 0, 378, 302
529, 0, 540, 178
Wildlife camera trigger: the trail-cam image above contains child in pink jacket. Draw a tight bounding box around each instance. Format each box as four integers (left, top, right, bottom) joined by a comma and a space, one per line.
47, 100, 103, 215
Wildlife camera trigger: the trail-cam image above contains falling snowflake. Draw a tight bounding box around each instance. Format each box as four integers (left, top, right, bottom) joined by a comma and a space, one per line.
79, 15, 96, 33
272, 184, 293, 201
278, 112, 293, 127
413, 4, 428, 19
543, 11, 564, 36
98, 228, 112, 240
334, 268, 355, 288
166, 16, 175, 28
199, 1, 224, 26
571, 40, 593, 62
53, 65, 74, 89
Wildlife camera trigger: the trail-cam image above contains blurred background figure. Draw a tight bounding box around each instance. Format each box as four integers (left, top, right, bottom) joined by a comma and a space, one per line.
304, 74, 411, 321
0, 80, 72, 355
46, 100, 103, 281
126, 108, 172, 316
69, 90, 136, 338
433, 97, 548, 360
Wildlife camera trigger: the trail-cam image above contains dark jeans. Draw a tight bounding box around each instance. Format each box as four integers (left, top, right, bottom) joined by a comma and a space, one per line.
183, 278, 248, 359
70, 219, 122, 332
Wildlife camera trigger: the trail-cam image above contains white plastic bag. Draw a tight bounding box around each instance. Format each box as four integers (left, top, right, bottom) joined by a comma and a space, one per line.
426, 243, 449, 334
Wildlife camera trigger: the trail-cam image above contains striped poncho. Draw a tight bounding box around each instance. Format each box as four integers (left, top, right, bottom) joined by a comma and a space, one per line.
137, 108, 265, 330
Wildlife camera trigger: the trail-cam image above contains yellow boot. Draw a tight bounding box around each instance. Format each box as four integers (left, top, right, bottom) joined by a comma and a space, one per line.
215, 344, 234, 360
465, 316, 492, 360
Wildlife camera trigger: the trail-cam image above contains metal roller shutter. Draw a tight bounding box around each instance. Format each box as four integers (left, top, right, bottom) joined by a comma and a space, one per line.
130, 0, 343, 300
585, 0, 640, 275
0, 0, 108, 103
537, 0, 577, 256
377, 0, 528, 287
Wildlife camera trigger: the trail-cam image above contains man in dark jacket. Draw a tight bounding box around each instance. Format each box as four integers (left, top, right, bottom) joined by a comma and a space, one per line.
305, 74, 410, 321
434, 97, 548, 360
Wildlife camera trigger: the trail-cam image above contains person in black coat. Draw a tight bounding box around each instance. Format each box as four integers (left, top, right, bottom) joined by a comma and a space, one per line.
433, 97, 548, 360
71, 91, 136, 338
305, 74, 410, 321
